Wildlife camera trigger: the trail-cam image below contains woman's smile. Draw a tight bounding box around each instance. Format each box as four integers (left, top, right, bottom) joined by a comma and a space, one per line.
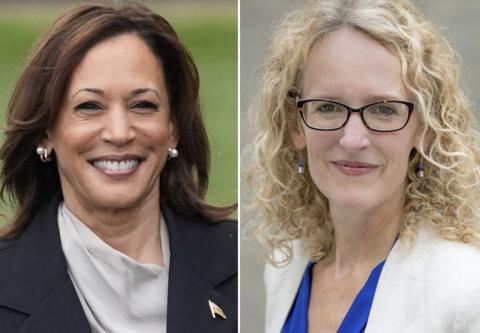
89, 154, 145, 177
331, 160, 379, 176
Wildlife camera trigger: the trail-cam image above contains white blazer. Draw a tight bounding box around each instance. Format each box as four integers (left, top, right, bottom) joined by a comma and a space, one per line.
265, 224, 480, 333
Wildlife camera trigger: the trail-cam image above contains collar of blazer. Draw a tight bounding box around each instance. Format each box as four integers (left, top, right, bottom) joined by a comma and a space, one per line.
0, 192, 237, 333
160, 200, 237, 332
265, 240, 309, 333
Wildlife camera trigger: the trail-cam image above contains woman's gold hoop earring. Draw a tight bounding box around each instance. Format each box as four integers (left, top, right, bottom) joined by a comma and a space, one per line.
36, 146, 51, 162
168, 147, 178, 159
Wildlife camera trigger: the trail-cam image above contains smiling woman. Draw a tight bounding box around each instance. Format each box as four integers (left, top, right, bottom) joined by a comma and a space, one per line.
0, 3, 237, 333
246, 0, 480, 332
48, 34, 176, 220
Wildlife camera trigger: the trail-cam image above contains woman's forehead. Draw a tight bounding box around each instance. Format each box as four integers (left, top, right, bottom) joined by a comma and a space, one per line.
301, 27, 407, 103
66, 34, 166, 98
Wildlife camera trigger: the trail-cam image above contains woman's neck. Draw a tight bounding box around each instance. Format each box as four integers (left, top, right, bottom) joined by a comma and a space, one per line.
327, 198, 402, 278
63, 190, 164, 266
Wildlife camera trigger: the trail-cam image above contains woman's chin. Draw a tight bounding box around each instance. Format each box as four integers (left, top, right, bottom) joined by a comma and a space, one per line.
331, 200, 372, 212
85, 190, 149, 212
327, 191, 379, 212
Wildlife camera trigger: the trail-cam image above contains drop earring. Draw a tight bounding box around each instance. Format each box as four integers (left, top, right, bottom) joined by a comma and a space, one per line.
417, 156, 425, 178
297, 158, 305, 174
36, 146, 51, 162
168, 147, 178, 159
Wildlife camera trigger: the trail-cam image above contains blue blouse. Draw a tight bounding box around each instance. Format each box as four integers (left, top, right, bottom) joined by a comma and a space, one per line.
280, 260, 385, 333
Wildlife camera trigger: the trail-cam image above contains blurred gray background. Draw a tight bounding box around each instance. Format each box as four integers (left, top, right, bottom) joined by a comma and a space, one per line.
240, 0, 480, 332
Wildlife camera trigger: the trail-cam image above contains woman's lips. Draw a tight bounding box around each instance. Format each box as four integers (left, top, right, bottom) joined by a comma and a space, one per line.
332, 161, 378, 176
93, 159, 141, 176
89, 156, 144, 178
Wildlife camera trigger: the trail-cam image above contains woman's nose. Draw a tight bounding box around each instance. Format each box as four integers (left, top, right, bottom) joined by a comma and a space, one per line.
338, 113, 371, 152
100, 107, 136, 146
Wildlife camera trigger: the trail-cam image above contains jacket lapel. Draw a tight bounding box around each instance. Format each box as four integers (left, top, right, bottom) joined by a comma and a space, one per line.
166, 258, 236, 333
17, 277, 91, 333
0, 194, 90, 332
162, 204, 237, 333
265, 240, 309, 333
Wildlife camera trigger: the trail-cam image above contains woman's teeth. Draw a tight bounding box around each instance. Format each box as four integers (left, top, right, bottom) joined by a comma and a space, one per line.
93, 160, 139, 171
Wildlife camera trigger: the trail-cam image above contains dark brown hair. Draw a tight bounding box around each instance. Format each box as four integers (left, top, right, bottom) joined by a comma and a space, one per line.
0, 3, 236, 238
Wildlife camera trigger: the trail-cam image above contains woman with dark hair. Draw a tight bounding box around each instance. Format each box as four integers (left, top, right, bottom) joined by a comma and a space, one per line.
0, 3, 237, 333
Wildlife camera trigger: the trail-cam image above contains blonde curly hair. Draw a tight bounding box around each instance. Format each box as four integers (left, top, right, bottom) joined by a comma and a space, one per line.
246, 0, 480, 266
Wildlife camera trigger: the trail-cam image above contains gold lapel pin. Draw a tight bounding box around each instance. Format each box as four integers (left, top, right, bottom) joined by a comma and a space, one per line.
208, 300, 227, 319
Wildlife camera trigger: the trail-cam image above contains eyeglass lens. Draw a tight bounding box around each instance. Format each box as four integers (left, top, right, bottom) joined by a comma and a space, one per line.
301, 100, 410, 131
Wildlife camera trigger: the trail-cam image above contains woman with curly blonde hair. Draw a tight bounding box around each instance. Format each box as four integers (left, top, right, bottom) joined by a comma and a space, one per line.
247, 0, 480, 332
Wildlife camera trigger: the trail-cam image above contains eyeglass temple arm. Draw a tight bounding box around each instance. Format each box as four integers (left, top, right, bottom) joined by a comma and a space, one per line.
287, 88, 301, 107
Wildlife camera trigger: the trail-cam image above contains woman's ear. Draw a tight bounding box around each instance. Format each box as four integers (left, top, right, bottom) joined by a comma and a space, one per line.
289, 114, 306, 150
290, 126, 306, 150
413, 126, 423, 154
41, 130, 54, 152
168, 121, 178, 148
412, 108, 424, 154
287, 89, 306, 150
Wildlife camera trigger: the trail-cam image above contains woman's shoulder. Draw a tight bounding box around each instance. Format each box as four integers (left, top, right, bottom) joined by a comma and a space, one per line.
0, 235, 21, 288
162, 204, 237, 271
162, 201, 237, 235
393, 224, 480, 278
0, 236, 18, 260
164, 202, 237, 242
367, 225, 480, 332
0, 235, 19, 250
383, 224, 480, 299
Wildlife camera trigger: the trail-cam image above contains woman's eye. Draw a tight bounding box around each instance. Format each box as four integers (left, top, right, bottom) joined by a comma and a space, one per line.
373, 105, 398, 116
74, 102, 102, 111
131, 101, 159, 111
315, 103, 339, 113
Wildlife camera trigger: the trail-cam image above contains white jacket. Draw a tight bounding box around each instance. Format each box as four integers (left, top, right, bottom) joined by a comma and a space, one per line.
265, 225, 480, 333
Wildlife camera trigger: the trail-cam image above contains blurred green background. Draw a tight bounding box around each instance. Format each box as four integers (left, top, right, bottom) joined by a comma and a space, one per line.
0, 1, 237, 222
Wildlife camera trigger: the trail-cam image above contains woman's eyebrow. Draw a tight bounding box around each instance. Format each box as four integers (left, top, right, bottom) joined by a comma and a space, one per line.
130, 88, 161, 100
71, 88, 162, 100
367, 93, 405, 101
72, 88, 104, 98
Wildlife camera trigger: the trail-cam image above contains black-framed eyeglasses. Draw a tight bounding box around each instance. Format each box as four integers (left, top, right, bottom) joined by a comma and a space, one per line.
296, 97, 415, 132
